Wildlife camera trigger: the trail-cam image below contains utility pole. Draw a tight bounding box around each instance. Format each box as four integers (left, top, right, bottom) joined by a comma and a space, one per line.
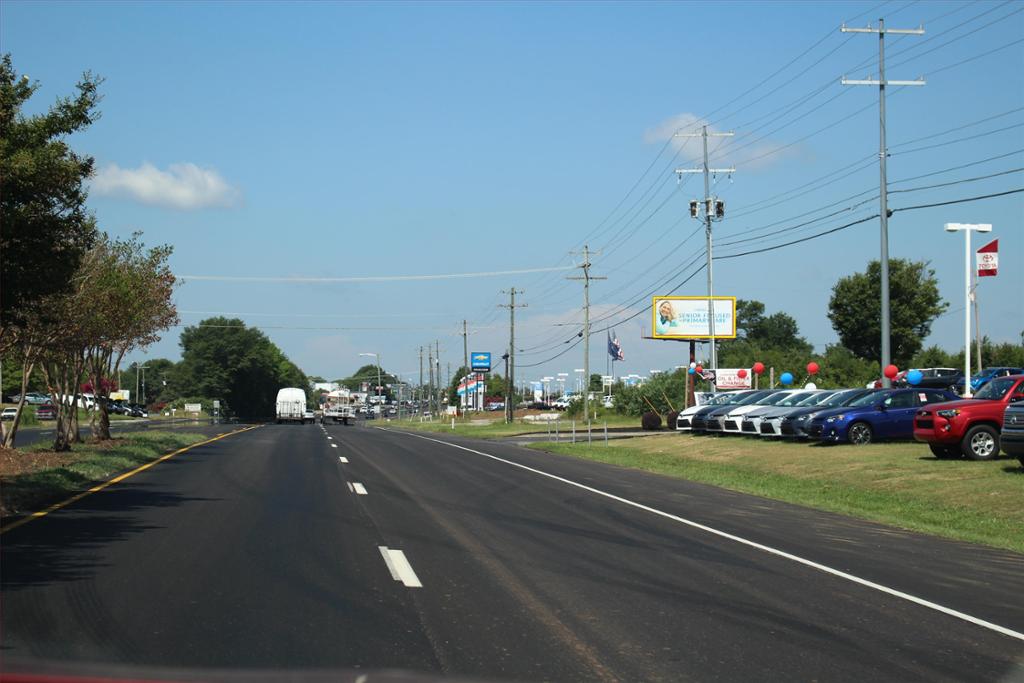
676, 126, 734, 390
419, 346, 424, 405
568, 246, 605, 422
434, 340, 441, 414
842, 17, 925, 386
499, 288, 527, 424
461, 320, 469, 412
427, 346, 435, 415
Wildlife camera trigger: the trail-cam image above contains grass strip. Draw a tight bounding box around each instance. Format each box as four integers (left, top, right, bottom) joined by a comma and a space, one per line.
1, 431, 207, 519
531, 434, 1024, 554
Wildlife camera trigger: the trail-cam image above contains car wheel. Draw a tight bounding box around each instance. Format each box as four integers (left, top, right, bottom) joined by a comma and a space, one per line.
961, 424, 999, 461
847, 422, 873, 445
928, 443, 960, 459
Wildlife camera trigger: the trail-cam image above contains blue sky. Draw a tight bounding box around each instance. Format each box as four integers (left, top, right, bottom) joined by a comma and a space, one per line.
3, 0, 1022, 387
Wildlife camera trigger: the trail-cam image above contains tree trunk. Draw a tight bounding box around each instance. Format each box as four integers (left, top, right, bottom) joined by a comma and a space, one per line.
1, 359, 34, 448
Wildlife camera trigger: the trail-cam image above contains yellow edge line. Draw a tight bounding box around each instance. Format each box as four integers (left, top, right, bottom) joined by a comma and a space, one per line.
0, 424, 262, 535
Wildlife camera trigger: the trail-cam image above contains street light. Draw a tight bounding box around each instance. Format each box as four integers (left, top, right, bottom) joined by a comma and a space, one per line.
359, 352, 382, 409
945, 223, 992, 398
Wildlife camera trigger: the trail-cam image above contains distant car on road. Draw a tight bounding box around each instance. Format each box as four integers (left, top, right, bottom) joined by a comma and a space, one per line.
304, 410, 316, 424
806, 388, 957, 445
914, 374, 1024, 460
1, 407, 17, 421
36, 404, 56, 420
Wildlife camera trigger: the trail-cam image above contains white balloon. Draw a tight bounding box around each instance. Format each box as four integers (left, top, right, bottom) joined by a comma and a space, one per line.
804, 382, 817, 390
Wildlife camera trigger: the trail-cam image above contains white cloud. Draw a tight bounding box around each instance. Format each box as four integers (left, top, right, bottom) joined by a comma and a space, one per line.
92, 162, 240, 210
644, 111, 799, 170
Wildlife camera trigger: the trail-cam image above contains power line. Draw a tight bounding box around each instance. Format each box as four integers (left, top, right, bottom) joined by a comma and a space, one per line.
179, 265, 575, 284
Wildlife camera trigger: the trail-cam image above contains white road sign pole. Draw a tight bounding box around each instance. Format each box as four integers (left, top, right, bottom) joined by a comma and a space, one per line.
945, 223, 992, 398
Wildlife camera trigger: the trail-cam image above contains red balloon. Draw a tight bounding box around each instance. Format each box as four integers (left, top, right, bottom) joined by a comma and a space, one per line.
753, 362, 765, 375
807, 362, 820, 375
884, 364, 899, 379
737, 369, 748, 379
695, 365, 703, 374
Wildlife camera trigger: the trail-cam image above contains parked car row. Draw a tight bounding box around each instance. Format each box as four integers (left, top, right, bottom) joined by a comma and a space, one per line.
872, 366, 1024, 395
677, 377, 1024, 460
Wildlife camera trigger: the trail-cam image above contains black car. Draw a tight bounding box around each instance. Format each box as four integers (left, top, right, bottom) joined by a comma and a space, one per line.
779, 388, 877, 438
896, 367, 963, 392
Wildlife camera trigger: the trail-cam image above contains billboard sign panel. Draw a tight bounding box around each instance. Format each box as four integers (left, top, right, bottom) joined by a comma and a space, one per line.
184, 403, 202, 413
652, 296, 737, 339
470, 352, 492, 372
715, 368, 752, 390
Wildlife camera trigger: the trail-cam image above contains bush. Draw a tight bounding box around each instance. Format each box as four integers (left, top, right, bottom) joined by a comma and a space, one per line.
641, 411, 662, 430
666, 410, 679, 429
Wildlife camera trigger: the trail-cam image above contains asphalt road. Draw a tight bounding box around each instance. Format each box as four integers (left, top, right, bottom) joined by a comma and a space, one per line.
2, 422, 1022, 681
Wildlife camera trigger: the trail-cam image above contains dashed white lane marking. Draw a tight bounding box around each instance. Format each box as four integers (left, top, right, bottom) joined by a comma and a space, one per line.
327, 436, 333, 440
339, 456, 349, 463
346, 482, 353, 492
352, 482, 367, 495
379, 546, 422, 588
331, 443, 338, 448
391, 429, 1024, 643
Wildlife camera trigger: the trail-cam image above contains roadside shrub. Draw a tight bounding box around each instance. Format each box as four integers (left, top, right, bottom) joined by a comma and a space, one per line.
641, 411, 662, 430
666, 410, 679, 429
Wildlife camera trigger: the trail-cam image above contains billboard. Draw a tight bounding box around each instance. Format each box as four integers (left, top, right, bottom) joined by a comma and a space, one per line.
470, 352, 492, 372
652, 296, 737, 339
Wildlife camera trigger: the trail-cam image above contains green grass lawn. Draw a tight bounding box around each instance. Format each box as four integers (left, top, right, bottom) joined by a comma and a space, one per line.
1, 431, 208, 519
389, 412, 644, 438
532, 434, 1024, 554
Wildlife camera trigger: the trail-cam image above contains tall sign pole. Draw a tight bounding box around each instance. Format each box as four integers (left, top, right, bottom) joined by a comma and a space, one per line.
945, 223, 992, 398
569, 246, 605, 421
842, 17, 925, 386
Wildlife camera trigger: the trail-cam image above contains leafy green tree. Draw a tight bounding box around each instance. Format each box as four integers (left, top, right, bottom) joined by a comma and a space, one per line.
827, 259, 947, 367
486, 373, 507, 398
588, 373, 603, 392
447, 365, 470, 405
910, 345, 955, 370
340, 364, 398, 400
748, 312, 812, 352
121, 358, 178, 406
815, 345, 878, 389
0, 54, 101, 445
175, 317, 307, 419
735, 299, 766, 339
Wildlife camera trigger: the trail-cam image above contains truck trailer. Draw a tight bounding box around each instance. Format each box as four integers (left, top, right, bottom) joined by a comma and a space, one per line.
276, 387, 309, 424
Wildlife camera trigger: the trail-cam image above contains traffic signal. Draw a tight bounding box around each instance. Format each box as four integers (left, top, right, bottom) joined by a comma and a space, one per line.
715, 200, 725, 218
689, 200, 698, 218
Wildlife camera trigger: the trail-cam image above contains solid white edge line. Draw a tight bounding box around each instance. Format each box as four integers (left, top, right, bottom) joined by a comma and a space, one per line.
339, 456, 349, 463
389, 428, 1024, 643
378, 546, 422, 588
352, 482, 368, 495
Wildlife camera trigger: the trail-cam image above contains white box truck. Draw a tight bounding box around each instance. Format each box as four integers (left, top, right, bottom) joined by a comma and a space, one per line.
276, 387, 309, 424
323, 388, 355, 425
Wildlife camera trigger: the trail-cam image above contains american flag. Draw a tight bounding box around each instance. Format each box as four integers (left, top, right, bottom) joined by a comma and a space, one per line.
607, 330, 624, 361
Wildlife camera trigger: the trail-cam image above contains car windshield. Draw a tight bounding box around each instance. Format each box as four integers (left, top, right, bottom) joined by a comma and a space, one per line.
735, 391, 774, 405
797, 391, 834, 406
974, 376, 1017, 400
849, 390, 889, 407
777, 392, 815, 407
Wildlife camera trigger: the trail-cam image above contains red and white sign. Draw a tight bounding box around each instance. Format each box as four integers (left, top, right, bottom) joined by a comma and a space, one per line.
715, 368, 753, 390
976, 239, 998, 277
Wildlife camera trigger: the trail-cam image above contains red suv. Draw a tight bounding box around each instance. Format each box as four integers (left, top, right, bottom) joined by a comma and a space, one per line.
914, 374, 1024, 460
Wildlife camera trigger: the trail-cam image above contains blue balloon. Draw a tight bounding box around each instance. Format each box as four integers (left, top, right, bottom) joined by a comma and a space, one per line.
907, 369, 923, 386
688, 367, 696, 374
780, 372, 794, 385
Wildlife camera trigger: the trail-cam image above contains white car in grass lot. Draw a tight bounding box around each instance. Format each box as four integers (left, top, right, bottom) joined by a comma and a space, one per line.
676, 392, 746, 431
719, 390, 804, 433
739, 391, 829, 436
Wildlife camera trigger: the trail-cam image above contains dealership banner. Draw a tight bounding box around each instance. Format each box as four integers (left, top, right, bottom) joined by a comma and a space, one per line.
652, 296, 737, 339
715, 368, 752, 390
977, 239, 998, 277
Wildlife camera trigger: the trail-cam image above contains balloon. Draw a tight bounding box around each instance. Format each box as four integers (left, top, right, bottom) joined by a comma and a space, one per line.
689, 361, 697, 369
806, 362, 819, 375
804, 382, 817, 390
688, 367, 695, 375
780, 372, 794, 385
753, 362, 765, 375
737, 368, 748, 379
884, 364, 899, 379
695, 365, 703, 374
906, 369, 923, 386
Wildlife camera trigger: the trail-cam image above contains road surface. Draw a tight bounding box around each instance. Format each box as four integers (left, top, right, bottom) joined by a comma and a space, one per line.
2, 422, 1022, 681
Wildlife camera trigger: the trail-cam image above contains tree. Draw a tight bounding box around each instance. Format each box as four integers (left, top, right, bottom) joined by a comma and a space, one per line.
447, 366, 470, 406
828, 259, 947, 367
120, 358, 177, 406
80, 233, 178, 439
0, 54, 101, 445
748, 312, 812, 352
174, 318, 308, 419
735, 299, 766, 339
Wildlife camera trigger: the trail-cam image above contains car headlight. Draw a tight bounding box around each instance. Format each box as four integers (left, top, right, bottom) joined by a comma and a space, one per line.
826, 414, 845, 423
937, 409, 960, 419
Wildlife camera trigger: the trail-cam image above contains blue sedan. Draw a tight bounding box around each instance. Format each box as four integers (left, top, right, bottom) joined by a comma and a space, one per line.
806, 388, 958, 445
